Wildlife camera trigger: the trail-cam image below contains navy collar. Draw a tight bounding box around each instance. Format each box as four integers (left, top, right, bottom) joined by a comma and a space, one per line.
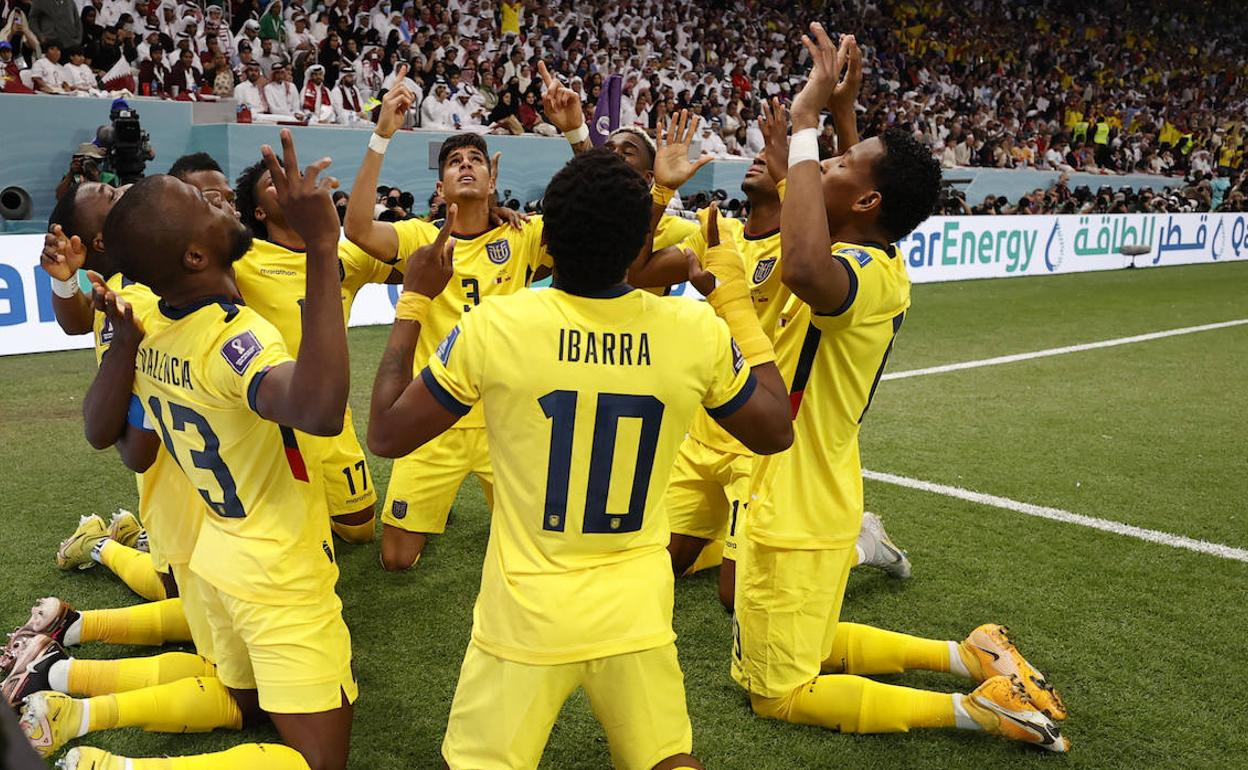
158, 295, 243, 320
550, 280, 634, 299
743, 226, 780, 241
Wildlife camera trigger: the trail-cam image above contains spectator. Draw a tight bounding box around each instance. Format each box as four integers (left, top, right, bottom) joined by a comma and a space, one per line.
259, 0, 285, 44
61, 43, 93, 91
29, 0, 80, 48
85, 22, 122, 76
30, 39, 69, 92
137, 43, 167, 96
234, 61, 266, 112
517, 88, 557, 136
263, 61, 301, 118
1, 10, 41, 67
1, 40, 33, 92
488, 88, 521, 134
450, 83, 487, 132
79, 6, 101, 50
698, 116, 729, 157
302, 62, 335, 124
331, 63, 366, 125
420, 78, 454, 128
167, 45, 200, 96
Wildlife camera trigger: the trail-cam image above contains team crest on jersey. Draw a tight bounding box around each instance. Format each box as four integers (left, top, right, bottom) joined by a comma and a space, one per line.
436, 326, 461, 364
752, 257, 777, 284
485, 239, 511, 264
731, 339, 745, 374
220, 330, 263, 375
391, 500, 408, 519
836, 247, 874, 267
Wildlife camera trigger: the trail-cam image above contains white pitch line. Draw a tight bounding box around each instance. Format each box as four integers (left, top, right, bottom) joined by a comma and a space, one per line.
883, 318, 1248, 381
863, 469, 1248, 563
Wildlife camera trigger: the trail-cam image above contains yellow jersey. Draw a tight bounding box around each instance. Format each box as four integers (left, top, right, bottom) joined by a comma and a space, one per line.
749, 242, 910, 550
132, 296, 337, 604
426, 286, 753, 664
641, 214, 702, 296
94, 273, 204, 569
392, 216, 553, 429
500, 0, 520, 35
231, 237, 395, 352
680, 214, 787, 455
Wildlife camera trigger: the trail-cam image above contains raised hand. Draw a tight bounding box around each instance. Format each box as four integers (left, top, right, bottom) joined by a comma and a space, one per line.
88, 270, 145, 347
791, 22, 841, 129
41, 224, 87, 282
828, 34, 862, 114
758, 97, 789, 183
537, 60, 584, 132
261, 129, 341, 251
700, 202, 745, 285
653, 110, 714, 191
376, 64, 414, 138
405, 203, 456, 298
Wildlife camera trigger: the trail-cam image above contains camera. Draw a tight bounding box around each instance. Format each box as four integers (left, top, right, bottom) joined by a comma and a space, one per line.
95, 99, 154, 185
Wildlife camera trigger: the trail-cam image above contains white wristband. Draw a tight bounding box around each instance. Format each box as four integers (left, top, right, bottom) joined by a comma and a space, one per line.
51, 275, 80, 299
368, 132, 391, 155
788, 128, 820, 167
564, 123, 590, 145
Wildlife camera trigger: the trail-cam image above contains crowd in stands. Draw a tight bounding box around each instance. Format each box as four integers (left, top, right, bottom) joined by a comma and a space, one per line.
2, 0, 1244, 176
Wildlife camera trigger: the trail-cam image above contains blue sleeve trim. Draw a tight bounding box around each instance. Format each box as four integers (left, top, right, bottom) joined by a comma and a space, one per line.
420, 367, 472, 417
126, 394, 152, 431
816, 255, 859, 317
706, 372, 757, 419
246, 365, 272, 414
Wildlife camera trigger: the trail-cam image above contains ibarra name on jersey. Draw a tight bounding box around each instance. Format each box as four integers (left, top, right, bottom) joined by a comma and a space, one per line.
557, 328, 651, 366
137, 348, 194, 390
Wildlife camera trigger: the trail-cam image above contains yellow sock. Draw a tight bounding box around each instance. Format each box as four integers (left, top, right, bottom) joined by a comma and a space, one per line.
86, 676, 243, 734
755, 674, 956, 732
98, 540, 169, 601
823, 622, 951, 675
68, 653, 216, 696
101, 744, 311, 770
684, 540, 725, 575
331, 516, 376, 544
79, 599, 191, 646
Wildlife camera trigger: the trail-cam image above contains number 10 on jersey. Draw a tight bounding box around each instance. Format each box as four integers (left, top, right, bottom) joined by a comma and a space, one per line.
538, 391, 665, 535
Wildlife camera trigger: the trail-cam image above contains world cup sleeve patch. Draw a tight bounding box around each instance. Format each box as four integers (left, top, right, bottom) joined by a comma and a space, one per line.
835, 247, 874, 267
486, 239, 512, 264
221, 330, 263, 375
99, 318, 115, 347
436, 325, 461, 365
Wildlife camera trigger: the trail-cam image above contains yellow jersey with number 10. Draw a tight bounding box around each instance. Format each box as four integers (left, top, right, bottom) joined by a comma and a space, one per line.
391, 216, 553, 429
749, 242, 910, 551
94, 273, 204, 570
426, 286, 754, 664
132, 297, 337, 605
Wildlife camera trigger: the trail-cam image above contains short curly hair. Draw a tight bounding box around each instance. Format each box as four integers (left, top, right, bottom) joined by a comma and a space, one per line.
872, 127, 942, 241
234, 159, 268, 240
542, 148, 650, 294
168, 152, 224, 180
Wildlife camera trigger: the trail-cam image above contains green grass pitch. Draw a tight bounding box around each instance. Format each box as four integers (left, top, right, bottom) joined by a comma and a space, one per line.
1, 261, 1245, 768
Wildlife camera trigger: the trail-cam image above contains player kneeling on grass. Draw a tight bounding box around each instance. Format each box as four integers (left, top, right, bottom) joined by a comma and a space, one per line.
25, 131, 357, 770
367, 148, 793, 769
728, 24, 1070, 752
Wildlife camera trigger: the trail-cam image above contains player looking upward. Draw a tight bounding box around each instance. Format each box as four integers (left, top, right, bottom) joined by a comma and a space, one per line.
27, 131, 357, 770
730, 23, 1070, 752
367, 147, 793, 770
344, 66, 555, 572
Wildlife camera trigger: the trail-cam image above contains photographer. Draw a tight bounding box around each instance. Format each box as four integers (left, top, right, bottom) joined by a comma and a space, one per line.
54, 143, 118, 200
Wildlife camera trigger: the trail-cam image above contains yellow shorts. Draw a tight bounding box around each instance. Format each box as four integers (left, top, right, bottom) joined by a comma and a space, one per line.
307, 405, 378, 518
443, 641, 692, 770
195, 579, 357, 714
664, 436, 753, 558
730, 541, 855, 699
170, 562, 216, 664
382, 427, 493, 534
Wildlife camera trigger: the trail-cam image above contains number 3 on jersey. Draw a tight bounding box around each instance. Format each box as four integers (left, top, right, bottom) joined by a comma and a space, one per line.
539, 391, 665, 534
147, 396, 246, 518
462, 277, 480, 312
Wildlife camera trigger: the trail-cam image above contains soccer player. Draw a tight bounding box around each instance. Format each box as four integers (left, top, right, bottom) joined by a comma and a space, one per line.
344, 72, 556, 571
24, 132, 356, 770
367, 147, 792, 770
231, 155, 412, 545
730, 23, 1069, 751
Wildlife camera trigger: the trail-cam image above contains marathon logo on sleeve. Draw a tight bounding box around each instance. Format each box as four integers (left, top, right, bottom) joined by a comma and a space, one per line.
221, 331, 263, 375
436, 326, 461, 365
485, 239, 512, 264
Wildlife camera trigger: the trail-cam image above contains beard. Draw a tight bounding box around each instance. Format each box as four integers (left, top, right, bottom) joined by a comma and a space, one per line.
227, 221, 255, 265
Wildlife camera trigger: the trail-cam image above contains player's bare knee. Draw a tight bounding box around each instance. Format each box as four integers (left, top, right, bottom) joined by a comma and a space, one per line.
651, 753, 704, 770
380, 527, 426, 571
717, 584, 735, 613
667, 534, 704, 575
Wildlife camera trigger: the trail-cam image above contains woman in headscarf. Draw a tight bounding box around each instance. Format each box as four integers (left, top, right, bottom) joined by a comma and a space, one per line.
487, 87, 521, 134
80, 6, 103, 49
